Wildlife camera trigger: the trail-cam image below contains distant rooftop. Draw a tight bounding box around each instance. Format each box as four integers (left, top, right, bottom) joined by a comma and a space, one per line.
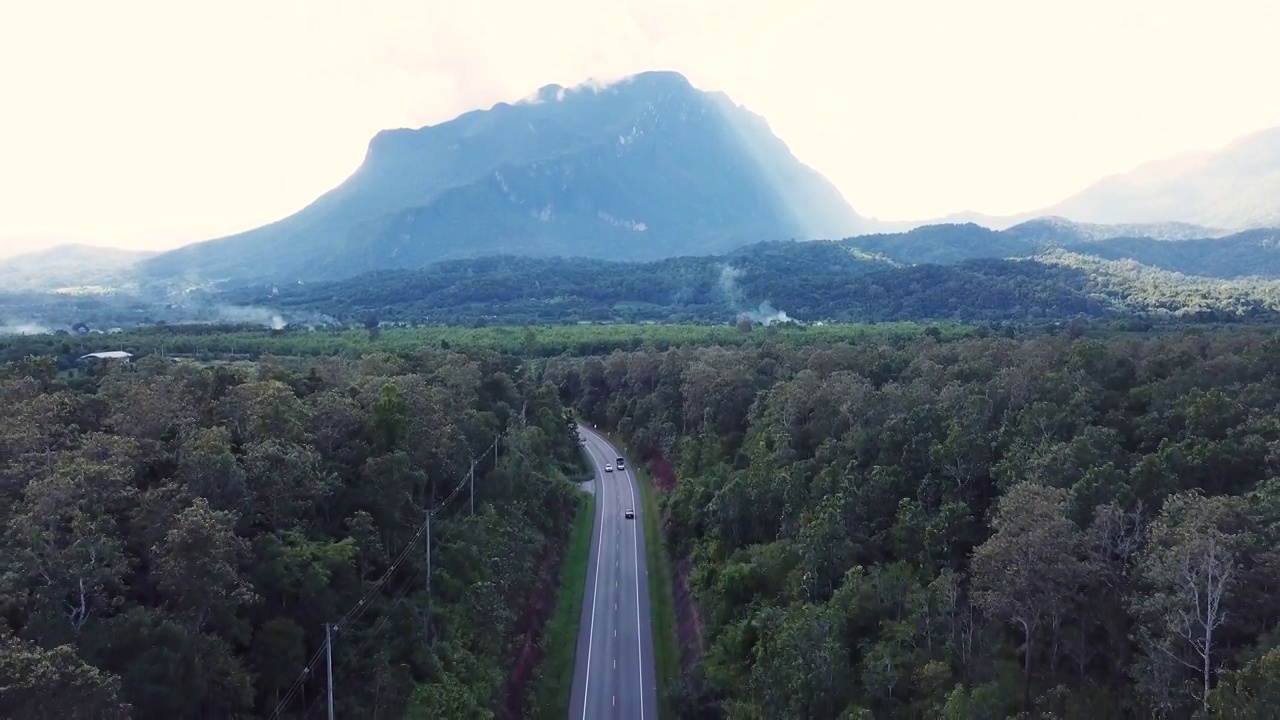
80, 351, 133, 360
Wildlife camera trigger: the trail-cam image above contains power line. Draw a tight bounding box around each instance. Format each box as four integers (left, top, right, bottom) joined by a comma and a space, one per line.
325, 623, 335, 720
305, 459, 501, 717
267, 643, 329, 719
335, 433, 498, 631
270, 506, 433, 718
328, 560, 425, 679
267, 431, 505, 720
322, 438, 502, 714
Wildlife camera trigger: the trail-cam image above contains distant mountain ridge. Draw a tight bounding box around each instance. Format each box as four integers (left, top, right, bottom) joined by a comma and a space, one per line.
0, 244, 155, 293
1042, 125, 1280, 229
840, 218, 1280, 279
29, 71, 1280, 294
894, 124, 1280, 231
139, 71, 866, 284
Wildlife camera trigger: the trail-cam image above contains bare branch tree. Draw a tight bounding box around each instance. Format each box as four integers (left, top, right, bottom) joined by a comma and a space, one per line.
1133, 492, 1243, 714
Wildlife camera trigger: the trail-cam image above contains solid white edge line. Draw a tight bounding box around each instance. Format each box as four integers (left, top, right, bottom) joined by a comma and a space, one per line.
581, 425, 648, 720
579, 431, 608, 720
623, 462, 647, 720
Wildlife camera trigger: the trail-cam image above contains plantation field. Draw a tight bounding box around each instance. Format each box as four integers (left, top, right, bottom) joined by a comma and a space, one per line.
1, 321, 973, 367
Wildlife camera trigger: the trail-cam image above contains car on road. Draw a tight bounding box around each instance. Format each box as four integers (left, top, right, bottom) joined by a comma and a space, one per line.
615, 456, 625, 470
605, 464, 613, 472
625, 509, 635, 519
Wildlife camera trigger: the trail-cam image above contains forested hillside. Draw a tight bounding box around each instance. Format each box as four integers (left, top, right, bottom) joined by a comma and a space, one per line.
0, 348, 585, 718
1069, 229, 1280, 279
547, 330, 1280, 717
224, 240, 1280, 328
13, 227, 1280, 333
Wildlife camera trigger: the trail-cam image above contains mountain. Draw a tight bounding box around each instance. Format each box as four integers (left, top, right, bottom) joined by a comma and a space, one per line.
140, 71, 866, 284
0, 232, 101, 261
0, 244, 156, 293
867, 124, 1280, 233
1000, 216, 1231, 243
1027, 125, 1280, 229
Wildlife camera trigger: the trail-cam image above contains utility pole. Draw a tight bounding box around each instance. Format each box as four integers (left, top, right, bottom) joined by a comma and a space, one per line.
425, 513, 432, 603
325, 623, 335, 720
469, 458, 476, 516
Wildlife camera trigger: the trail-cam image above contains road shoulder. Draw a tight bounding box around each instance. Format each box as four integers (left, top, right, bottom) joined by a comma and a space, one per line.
526, 490, 597, 718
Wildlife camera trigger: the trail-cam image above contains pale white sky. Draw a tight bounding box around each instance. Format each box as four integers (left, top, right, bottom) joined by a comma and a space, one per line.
2, 0, 1280, 257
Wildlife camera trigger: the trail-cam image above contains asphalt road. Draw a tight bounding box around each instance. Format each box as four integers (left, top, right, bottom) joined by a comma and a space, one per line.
569, 424, 658, 720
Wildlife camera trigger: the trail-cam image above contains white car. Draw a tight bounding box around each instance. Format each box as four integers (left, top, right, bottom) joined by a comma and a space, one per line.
604, 464, 614, 472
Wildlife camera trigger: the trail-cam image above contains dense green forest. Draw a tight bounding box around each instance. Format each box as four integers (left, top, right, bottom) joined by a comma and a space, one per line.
0, 347, 587, 718
547, 329, 1280, 717
222, 240, 1280, 327
6, 321, 1280, 718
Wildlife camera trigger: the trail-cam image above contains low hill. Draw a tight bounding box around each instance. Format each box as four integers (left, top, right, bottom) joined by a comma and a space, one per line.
218, 238, 1280, 327
840, 219, 1280, 280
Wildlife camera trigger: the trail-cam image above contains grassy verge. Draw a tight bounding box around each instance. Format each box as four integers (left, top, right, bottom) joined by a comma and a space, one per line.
527, 491, 596, 719
567, 443, 595, 483
606, 433, 680, 720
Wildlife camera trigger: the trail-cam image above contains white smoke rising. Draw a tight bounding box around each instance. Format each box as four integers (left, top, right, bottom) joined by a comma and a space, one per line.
0, 321, 54, 336
212, 305, 288, 330
717, 264, 795, 326
718, 265, 746, 305
743, 300, 792, 326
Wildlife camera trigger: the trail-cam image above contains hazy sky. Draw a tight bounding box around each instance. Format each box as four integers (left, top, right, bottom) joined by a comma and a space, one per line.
3, 0, 1280, 257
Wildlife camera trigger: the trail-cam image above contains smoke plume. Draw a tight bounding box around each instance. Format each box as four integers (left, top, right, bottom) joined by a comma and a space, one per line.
0, 321, 54, 336
211, 305, 288, 330
717, 264, 794, 326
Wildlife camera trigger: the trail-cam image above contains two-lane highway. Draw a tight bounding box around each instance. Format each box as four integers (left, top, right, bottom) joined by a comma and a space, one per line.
569, 424, 658, 719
